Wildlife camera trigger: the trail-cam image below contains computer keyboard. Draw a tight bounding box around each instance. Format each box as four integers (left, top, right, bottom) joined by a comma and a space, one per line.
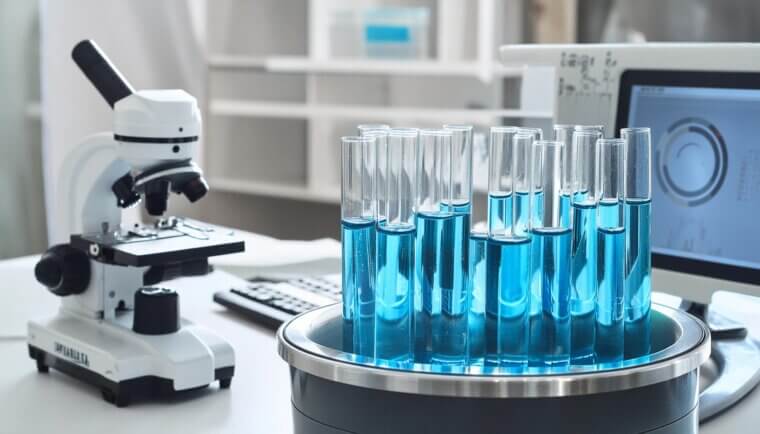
213, 276, 341, 329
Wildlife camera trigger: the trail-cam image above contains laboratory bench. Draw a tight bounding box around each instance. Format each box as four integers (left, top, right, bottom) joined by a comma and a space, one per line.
0, 254, 758, 433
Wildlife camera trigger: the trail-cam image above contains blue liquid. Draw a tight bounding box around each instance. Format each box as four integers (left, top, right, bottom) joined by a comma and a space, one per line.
375, 223, 415, 363
514, 191, 543, 235
488, 193, 513, 234
570, 202, 597, 364
468, 232, 487, 366
596, 226, 625, 364
559, 193, 571, 228
625, 199, 652, 358
487, 235, 531, 368
415, 208, 470, 365
341, 218, 376, 357
528, 227, 571, 367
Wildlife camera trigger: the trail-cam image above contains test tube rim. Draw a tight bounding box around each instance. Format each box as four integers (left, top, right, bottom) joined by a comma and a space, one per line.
533, 139, 563, 148
358, 123, 391, 131
443, 124, 474, 132
598, 138, 625, 146
518, 127, 543, 134
341, 135, 376, 145
388, 127, 419, 137
574, 125, 605, 132
490, 126, 518, 134
419, 128, 454, 137
620, 127, 651, 135
361, 129, 389, 138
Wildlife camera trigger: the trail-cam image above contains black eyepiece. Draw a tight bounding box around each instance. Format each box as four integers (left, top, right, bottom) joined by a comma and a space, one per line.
72, 40, 134, 108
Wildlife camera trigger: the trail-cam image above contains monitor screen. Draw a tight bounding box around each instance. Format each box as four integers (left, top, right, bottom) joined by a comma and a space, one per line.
618, 70, 760, 284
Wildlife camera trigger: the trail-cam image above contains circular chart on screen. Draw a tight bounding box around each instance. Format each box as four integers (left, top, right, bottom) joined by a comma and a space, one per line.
655, 117, 728, 207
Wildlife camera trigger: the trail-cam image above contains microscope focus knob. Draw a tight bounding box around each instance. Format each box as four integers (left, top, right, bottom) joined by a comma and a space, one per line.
133, 287, 180, 335
35, 244, 91, 296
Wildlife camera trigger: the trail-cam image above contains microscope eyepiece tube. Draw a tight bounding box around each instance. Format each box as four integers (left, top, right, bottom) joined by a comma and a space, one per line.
72, 39, 134, 108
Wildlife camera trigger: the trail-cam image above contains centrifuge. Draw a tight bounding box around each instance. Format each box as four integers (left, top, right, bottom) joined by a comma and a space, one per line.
278, 302, 710, 434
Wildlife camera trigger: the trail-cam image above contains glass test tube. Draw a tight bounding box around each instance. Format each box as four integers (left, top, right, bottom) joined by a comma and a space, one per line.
575, 125, 605, 136
596, 138, 626, 364
375, 128, 417, 364
487, 127, 518, 234
529, 140, 572, 367
341, 135, 377, 357
467, 219, 488, 367
622, 127, 652, 359
554, 125, 575, 228
443, 124, 474, 214
415, 128, 471, 366
518, 127, 543, 141
464, 125, 485, 368
484, 127, 516, 366
569, 130, 602, 364
486, 129, 532, 369
518, 127, 544, 226
359, 124, 390, 224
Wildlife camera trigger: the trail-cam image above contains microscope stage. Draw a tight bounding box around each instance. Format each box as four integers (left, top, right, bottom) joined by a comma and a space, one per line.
70, 218, 245, 266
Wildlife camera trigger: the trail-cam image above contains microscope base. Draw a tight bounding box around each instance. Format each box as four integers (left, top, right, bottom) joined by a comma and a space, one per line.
27, 311, 235, 407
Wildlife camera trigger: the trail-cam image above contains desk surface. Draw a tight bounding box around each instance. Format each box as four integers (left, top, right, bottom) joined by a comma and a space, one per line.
0, 256, 757, 433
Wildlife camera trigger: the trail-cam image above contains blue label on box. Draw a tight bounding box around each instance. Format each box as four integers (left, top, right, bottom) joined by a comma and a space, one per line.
365, 25, 410, 43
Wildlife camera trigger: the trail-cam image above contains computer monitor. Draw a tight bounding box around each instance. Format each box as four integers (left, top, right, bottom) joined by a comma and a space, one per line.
616, 70, 760, 291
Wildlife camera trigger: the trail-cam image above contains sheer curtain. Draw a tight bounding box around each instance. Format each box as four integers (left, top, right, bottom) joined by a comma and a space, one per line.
0, 1, 46, 258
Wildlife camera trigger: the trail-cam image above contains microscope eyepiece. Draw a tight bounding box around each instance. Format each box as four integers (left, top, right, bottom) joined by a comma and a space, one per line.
72, 40, 134, 108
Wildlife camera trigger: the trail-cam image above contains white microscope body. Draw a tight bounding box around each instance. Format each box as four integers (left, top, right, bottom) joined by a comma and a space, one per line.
27, 40, 240, 407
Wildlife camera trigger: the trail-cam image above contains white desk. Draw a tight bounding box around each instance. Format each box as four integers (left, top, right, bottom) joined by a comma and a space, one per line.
0, 256, 758, 433
0, 256, 292, 433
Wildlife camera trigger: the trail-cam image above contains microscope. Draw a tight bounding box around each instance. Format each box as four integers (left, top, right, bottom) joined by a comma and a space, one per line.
27, 40, 244, 407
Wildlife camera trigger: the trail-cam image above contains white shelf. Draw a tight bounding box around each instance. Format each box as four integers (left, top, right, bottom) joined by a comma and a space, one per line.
210, 177, 340, 204
208, 55, 268, 70
207, 55, 520, 80
209, 100, 552, 122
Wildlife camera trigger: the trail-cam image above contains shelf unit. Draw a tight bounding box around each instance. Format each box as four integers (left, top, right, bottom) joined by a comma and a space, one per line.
204, 0, 546, 203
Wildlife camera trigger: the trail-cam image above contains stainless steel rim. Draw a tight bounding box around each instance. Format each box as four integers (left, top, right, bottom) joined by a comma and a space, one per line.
277, 303, 710, 398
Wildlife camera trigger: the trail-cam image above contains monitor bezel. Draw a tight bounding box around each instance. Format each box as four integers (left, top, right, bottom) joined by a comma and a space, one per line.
616, 68, 760, 285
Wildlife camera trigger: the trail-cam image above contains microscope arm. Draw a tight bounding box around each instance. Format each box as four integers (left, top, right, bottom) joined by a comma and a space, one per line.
56, 132, 132, 238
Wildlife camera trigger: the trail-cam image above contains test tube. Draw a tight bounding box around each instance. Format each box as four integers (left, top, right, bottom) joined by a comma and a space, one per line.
415, 128, 471, 366
518, 127, 543, 141
443, 124, 474, 214
375, 128, 417, 364
574, 125, 605, 136
467, 220, 488, 367
621, 127, 652, 359
518, 127, 544, 225
341, 135, 377, 357
487, 130, 532, 369
554, 125, 575, 228
359, 125, 390, 224
528, 140, 571, 367
487, 127, 518, 234
467, 128, 492, 366
596, 138, 626, 364
569, 130, 602, 364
